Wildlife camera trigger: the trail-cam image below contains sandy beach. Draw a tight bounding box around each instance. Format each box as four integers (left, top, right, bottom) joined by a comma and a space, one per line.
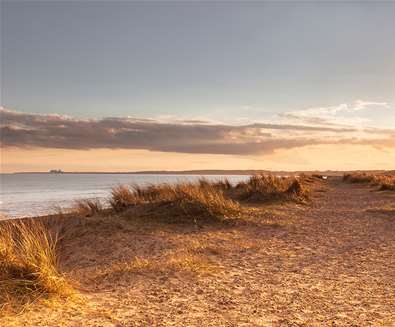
1, 177, 394, 326
2, 1, 395, 325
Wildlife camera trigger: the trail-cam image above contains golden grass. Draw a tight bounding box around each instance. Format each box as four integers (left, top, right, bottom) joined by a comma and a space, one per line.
378, 178, 395, 191
235, 174, 309, 202
109, 176, 310, 222
198, 177, 233, 191
343, 173, 377, 184
109, 182, 241, 222
343, 173, 395, 191
0, 220, 71, 314
73, 199, 103, 217
109, 185, 140, 211
96, 250, 217, 283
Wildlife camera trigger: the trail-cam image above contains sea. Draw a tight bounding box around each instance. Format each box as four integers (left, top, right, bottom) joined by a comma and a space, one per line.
0, 173, 249, 219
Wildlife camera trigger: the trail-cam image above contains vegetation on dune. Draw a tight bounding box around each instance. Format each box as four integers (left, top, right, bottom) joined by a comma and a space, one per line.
110, 181, 241, 222
74, 199, 103, 217
198, 178, 233, 191
235, 175, 309, 202
0, 175, 314, 316
0, 220, 71, 314
109, 185, 138, 211
343, 173, 395, 191
109, 176, 311, 221
343, 173, 377, 184
378, 177, 395, 191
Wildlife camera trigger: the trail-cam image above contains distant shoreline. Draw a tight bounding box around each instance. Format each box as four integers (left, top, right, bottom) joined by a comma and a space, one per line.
3, 169, 394, 176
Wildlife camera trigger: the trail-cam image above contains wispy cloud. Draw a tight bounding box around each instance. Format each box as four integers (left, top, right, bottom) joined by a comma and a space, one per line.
281, 100, 390, 126
1, 106, 395, 155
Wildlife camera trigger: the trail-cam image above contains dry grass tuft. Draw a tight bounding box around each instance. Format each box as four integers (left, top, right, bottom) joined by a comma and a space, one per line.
96, 250, 217, 283
109, 182, 241, 222
343, 173, 395, 191
73, 199, 103, 217
198, 178, 233, 191
0, 220, 71, 314
378, 178, 395, 191
109, 185, 138, 212
235, 174, 309, 203
343, 173, 377, 184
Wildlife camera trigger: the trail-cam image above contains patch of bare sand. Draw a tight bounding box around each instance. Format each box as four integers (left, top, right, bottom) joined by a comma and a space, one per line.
1, 178, 394, 326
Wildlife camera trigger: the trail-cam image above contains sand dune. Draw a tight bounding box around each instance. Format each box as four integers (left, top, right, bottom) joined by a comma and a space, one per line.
1, 177, 394, 326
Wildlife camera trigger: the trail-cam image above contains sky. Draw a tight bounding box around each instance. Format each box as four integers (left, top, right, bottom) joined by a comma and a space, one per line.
1, 1, 395, 172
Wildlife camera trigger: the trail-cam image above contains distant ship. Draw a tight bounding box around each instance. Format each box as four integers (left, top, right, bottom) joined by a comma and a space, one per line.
49, 169, 64, 174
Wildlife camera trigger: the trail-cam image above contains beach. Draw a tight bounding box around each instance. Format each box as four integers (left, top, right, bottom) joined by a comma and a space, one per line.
1, 175, 394, 326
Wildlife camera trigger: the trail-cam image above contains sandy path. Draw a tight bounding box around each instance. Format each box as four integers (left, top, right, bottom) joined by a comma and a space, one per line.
2, 178, 394, 326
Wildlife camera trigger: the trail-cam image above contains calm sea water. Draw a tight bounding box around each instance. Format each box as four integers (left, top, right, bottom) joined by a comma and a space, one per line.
0, 174, 249, 218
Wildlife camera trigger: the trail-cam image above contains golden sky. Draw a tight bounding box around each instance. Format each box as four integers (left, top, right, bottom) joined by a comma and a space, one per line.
2, 145, 395, 173
1, 105, 395, 172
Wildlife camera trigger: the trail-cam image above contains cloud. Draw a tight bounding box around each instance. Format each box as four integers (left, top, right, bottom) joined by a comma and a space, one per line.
1, 107, 395, 155
281, 100, 390, 126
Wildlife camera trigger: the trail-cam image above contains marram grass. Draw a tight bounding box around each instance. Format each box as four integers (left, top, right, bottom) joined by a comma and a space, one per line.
0, 220, 72, 314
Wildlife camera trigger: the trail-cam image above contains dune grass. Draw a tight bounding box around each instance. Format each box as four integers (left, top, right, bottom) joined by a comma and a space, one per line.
343, 173, 377, 184
73, 199, 103, 217
377, 176, 395, 191
109, 176, 310, 222
343, 173, 395, 191
235, 174, 309, 202
110, 181, 241, 222
0, 220, 71, 314
198, 178, 233, 191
